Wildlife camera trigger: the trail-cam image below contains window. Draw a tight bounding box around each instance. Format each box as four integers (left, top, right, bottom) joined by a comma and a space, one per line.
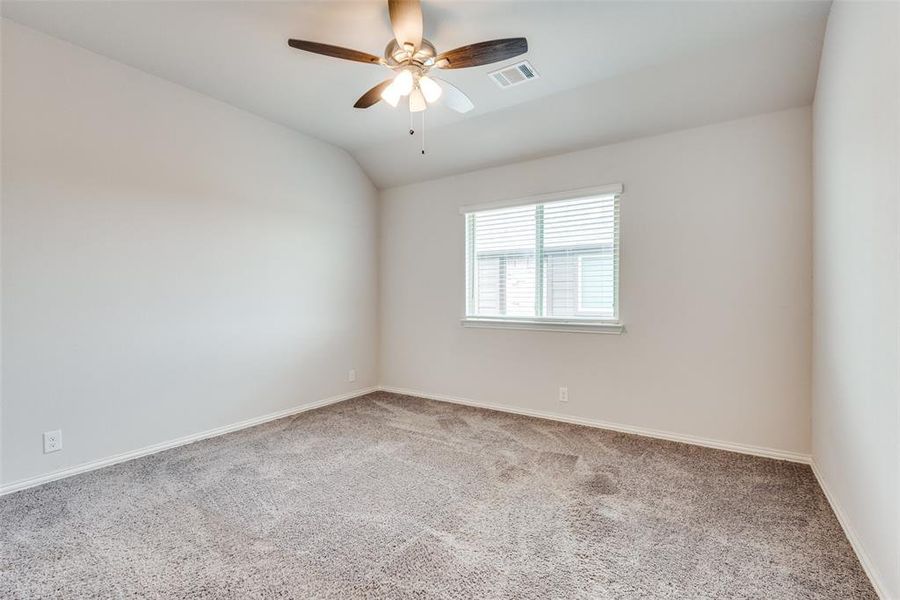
463, 185, 622, 333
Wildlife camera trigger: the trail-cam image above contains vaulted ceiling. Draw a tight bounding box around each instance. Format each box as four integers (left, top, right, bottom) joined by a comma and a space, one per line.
2, 1, 830, 188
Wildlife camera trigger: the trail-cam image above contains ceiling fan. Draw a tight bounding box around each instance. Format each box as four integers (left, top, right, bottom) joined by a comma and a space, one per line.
287, 0, 528, 115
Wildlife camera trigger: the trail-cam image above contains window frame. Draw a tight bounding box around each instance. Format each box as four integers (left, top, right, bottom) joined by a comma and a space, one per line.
460, 184, 624, 334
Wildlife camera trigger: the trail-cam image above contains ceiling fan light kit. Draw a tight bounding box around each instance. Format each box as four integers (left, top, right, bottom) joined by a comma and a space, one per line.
287, 0, 528, 153
388, 68, 415, 97
418, 76, 442, 103
408, 87, 427, 113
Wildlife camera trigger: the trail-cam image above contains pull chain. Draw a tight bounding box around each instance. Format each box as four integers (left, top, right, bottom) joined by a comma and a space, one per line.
421, 111, 426, 155
409, 108, 414, 136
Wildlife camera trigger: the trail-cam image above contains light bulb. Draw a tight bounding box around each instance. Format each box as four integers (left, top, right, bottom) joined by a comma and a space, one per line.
393, 70, 414, 96
381, 83, 401, 107
409, 87, 427, 112
418, 76, 443, 103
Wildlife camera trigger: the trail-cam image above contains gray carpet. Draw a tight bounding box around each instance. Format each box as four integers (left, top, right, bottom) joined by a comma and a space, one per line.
0, 391, 876, 599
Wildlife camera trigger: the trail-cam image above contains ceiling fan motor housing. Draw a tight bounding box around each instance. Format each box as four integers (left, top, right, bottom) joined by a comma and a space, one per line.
384, 39, 437, 69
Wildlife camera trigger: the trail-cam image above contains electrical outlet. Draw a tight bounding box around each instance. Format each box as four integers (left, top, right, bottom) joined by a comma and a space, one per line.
559, 386, 569, 402
43, 430, 62, 453
348, 369, 357, 383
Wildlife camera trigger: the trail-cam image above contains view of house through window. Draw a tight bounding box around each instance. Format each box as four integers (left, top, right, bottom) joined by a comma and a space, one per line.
465, 191, 620, 323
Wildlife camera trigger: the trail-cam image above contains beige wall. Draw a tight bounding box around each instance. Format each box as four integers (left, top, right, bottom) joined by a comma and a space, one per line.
380, 107, 813, 457
1, 20, 379, 485
3, 9, 896, 592
812, 2, 900, 597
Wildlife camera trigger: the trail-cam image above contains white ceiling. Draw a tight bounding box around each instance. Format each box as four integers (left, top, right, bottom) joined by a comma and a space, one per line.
2, 1, 830, 188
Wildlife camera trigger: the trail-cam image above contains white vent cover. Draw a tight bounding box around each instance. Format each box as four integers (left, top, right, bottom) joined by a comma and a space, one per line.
489, 60, 539, 88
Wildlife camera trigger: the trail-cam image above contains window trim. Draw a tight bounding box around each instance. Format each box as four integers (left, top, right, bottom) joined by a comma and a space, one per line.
460, 317, 624, 334
461, 184, 624, 334
458, 183, 623, 215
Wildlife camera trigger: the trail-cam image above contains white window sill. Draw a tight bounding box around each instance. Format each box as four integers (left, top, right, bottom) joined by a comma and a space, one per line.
460, 318, 624, 334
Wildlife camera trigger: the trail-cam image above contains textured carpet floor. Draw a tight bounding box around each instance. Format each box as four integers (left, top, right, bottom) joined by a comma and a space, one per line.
0, 391, 876, 599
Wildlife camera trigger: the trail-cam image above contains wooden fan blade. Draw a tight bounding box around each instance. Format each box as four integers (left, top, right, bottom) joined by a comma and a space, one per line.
288, 39, 382, 65
354, 79, 394, 109
388, 0, 423, 51
435, 38, 528, 69
433, 78, 474, 113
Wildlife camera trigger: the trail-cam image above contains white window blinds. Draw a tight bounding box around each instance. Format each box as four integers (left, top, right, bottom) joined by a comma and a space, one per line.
464, 188, 620, 324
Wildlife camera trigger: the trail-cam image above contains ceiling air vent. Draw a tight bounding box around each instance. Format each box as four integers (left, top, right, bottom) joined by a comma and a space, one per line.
489, 60, 539, 88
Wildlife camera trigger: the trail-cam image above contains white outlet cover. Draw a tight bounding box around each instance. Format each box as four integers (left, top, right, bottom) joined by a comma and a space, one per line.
43, 430, 62, 453
559, 387, 569, 402
348, 369, 357, 383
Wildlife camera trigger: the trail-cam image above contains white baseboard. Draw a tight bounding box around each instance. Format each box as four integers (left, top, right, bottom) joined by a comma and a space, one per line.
810, 461, 892, 600
381, 386, 895, 596
0, 382, 811, 487
2, 384, 885, 597
378, 385, 812, 464
0, 386, 379, 497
